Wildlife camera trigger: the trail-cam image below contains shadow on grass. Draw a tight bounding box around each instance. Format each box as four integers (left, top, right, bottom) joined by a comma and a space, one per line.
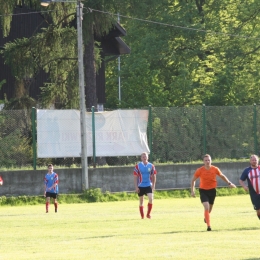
242, 258, 260, 260
162, 226, 260, 234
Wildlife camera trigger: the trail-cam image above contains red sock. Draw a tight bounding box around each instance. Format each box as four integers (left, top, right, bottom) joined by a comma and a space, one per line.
139, 206, 144, 218
204, 210, 210, 226
46, 202, 49, 212
147, 203, 153, 217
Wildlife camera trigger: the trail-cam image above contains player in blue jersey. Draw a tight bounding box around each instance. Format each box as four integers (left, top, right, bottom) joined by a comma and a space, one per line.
44, 164, 59, 213
133, 152, 157, 219
239, 154, 260, 219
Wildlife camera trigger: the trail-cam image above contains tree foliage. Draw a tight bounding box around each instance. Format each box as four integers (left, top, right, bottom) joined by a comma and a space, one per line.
1, 1, 260, 108
106, 0, 260, 108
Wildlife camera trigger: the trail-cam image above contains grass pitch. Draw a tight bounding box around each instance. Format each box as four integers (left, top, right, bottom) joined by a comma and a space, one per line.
0, 195, 259, 260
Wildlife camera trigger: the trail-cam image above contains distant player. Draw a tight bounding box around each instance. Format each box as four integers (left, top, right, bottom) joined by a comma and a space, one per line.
0, 176, 3, 186
44, 164, 59, 213
191, 154, 236, 231
133, 152, 157, 219
239, 154, 260, 220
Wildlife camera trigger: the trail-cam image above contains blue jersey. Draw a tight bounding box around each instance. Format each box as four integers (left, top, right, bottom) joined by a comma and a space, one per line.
44, 172, 59, 194
133, 162, 157, 187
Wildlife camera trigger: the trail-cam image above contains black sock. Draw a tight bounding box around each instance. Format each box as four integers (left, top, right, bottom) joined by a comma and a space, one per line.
257, 215, 260, 220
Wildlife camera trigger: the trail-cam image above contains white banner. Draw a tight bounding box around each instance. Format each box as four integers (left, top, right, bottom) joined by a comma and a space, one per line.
37, 109, 150, 158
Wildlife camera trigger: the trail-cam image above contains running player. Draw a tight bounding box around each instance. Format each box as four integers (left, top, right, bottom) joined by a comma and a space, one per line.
191, 154, 236, 231
239, 154, 260, 220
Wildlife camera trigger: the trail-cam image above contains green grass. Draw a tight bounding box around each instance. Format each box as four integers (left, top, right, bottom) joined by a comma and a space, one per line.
0, 195, 259, 260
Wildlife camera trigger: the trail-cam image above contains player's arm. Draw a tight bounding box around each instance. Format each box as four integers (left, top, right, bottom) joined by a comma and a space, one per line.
239, 179, 248, 192
190, 175, 198, 197
44, 183, 46, 196
134, 175, 139, 193
151, 174, 156, 191
219, 173, 236, 188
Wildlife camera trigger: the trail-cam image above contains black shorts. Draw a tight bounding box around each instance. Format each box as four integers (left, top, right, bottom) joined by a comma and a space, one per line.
46, 192, 58, 199
250, 192, 260, 210
138, 186, 153, 197
199, 188, 216, 205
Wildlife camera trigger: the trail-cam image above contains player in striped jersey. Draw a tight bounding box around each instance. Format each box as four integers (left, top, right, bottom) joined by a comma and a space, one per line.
133, 152, 157, 219
239, 154, 260, 219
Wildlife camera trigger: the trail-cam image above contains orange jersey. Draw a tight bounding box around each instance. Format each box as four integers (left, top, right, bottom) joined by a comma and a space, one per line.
194, 165, 222, 190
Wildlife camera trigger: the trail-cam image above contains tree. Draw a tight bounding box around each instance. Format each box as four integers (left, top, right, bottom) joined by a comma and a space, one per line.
105, 0, 260, 108
0, 0, 116, 109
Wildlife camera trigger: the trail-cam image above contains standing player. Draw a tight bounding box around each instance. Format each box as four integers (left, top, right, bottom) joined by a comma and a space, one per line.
191, 154, 236, 231
44, 164, 59, 213
0, 176, 3, 186
239, 154, 260, 220
133, 152, 157, 219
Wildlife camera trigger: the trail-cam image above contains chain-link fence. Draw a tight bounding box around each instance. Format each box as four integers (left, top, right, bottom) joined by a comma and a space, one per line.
151, 105, 259, 163
0, 105, 259, 169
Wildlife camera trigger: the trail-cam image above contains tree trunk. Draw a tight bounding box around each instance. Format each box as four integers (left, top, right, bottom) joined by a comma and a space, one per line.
84, 22, 97, 109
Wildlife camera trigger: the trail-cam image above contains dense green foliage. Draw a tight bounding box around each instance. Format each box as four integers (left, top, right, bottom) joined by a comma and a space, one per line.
105, 0, 260, 108
1, 1, 260, 108
0, 187, 247, 206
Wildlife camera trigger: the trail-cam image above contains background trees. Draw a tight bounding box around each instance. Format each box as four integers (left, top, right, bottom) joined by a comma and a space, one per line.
1, 1, 260, 109
106, 0, 260, 108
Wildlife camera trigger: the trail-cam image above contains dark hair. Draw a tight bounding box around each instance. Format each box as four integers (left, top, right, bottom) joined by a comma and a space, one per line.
48, 164, 53, 168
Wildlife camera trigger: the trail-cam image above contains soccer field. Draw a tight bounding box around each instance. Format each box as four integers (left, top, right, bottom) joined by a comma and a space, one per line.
0, 195, 259, 260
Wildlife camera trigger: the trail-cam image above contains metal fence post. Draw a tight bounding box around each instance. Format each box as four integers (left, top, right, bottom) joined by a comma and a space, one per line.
202, 104, 206, 155
92, 106, 96, 168
254, 103, 258, 154
148, 105, 153, 162
31, 107, 37, 170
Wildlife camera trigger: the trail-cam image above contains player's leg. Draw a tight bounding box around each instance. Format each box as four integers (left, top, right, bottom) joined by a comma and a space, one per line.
209, 204, 214, 213
146, 188, 154, 219
204, 189, 216, 231
199, 189, 212, 231
202, 201, 211, 230
53, 193, 58, 213
256, 209, 260, 219
139, 194, 144, 219
54, 198, 58, 213
45, 193, 50, 213
253, 194, 260, 219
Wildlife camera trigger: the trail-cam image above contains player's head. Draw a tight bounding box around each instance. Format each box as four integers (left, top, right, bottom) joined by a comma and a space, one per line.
48, 164, 53, 172
141, 152, 149, 163
203, 154, 212, 165
250, 155, 259, 168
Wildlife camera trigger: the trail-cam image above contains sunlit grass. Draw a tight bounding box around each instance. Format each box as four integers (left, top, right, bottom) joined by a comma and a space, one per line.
0, 195, 259, 260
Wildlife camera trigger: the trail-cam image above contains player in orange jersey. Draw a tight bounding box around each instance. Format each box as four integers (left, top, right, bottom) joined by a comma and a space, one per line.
190, 154, 236, 231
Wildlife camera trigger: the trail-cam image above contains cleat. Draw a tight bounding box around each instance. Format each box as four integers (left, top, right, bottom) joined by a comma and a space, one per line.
207, 226, 211, 231
55, 209, 57, 213
146, 215, 151, 219
46, 211, 48, 213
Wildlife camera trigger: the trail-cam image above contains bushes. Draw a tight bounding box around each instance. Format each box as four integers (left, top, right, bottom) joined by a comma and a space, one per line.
0, 187, 248, 206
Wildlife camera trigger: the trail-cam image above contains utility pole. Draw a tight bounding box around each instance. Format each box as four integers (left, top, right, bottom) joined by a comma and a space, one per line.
77, 1, 88, 190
